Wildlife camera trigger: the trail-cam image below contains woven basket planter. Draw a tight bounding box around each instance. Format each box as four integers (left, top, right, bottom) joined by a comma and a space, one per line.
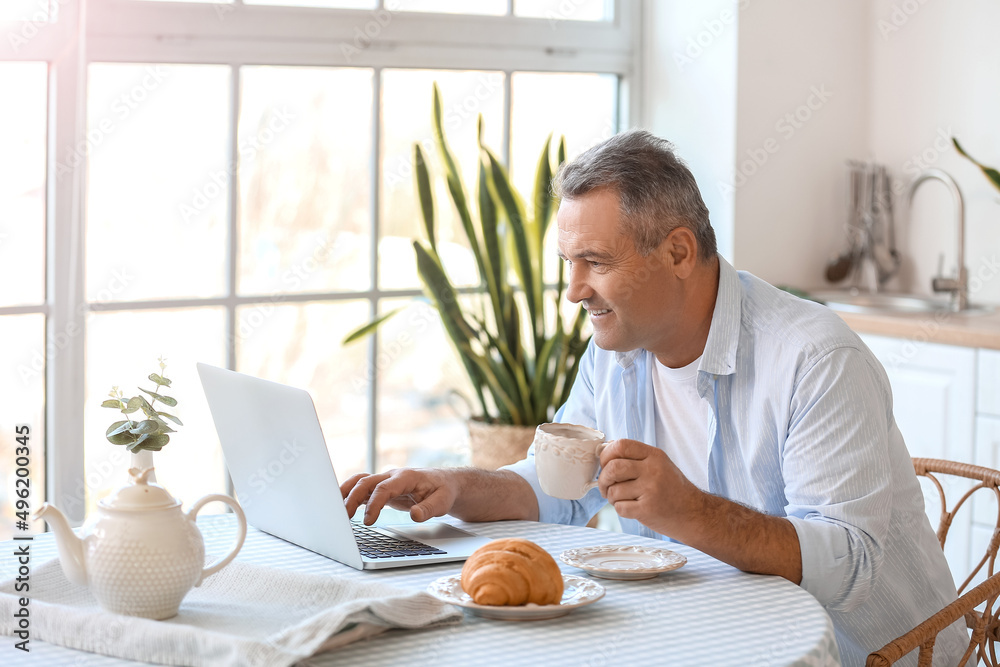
467, 419, 536, 470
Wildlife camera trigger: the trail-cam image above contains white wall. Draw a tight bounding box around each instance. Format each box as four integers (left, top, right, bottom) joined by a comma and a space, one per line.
643, 0, 1000, 304
732, 0, 871, 288
869, 0, 1000, 305
641, 0, 739, 262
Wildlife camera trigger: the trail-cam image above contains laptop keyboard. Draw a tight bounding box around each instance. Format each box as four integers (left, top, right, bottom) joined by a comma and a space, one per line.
351, 521, 447, 559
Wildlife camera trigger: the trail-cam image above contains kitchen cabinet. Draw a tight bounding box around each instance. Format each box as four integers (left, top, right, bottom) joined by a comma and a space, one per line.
978, 349, 1000, 416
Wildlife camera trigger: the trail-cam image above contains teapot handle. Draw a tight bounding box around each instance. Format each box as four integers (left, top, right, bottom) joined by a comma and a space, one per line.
187, 494, 248, 585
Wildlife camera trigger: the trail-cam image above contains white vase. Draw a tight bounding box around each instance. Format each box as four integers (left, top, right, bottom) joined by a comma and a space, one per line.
130, 449, 157, 483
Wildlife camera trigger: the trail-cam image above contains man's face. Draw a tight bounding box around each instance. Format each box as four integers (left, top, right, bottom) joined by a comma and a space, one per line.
556, 189, 679, 354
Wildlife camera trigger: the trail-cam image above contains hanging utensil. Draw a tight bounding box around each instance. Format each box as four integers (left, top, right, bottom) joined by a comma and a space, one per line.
879, 166, 902, 281
825, 163, 861, 283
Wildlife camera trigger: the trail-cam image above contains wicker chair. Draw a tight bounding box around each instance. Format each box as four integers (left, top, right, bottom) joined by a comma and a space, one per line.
866, 458, 1000, 666
866, 573, 1000, 666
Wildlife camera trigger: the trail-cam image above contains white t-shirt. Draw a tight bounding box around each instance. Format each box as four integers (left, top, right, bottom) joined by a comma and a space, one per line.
651, 354, 711, 491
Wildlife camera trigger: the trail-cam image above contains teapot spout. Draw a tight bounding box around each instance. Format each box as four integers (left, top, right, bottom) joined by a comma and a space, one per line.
34, 503, 87, 587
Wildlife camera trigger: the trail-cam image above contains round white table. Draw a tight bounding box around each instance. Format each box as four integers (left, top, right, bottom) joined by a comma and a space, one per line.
0, 515, 840, 666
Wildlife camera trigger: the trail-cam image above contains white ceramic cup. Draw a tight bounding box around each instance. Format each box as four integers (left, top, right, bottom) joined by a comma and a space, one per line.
534, 422, 607, 500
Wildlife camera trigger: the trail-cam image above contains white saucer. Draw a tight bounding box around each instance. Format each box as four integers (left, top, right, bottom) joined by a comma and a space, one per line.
426, 573, 605, 621
560, 545, 687, 580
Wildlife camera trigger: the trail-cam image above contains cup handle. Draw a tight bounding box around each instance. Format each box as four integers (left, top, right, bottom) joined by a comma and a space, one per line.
582, 441, 609, 494
187, 494, 248, 585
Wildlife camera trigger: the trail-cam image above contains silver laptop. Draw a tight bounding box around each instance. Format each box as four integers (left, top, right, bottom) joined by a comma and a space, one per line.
197, 363, 491, 570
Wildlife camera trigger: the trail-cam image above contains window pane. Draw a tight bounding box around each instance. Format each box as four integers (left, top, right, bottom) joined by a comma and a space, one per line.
236, 301, 369, 480
510, 72, 617, 282
239, 67, 373, 296
376, 299, 473, 471
514, 0, 613, 21
0, 62, 46, 307
395, 0, 506, 16
380, 69, 505, 290
85, 309, 227, 516
0, 1, 54, 21
86, 64, 230, 303
244, 0, 373, 7
0, 315, 45, 540
133, 0, 232, 4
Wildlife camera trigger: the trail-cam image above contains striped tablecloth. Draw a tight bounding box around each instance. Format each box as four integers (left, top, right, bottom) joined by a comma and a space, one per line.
0, 515, 840, 666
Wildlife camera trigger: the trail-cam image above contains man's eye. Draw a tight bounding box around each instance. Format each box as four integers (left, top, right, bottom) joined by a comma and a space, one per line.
589, 261, 602, 269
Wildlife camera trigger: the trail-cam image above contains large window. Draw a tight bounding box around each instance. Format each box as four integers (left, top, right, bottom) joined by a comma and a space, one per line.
0, 62, 48, 538
0, 0, 637, 535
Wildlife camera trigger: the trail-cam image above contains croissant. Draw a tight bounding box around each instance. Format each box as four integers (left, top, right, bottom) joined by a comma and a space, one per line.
460, 538, 564, 606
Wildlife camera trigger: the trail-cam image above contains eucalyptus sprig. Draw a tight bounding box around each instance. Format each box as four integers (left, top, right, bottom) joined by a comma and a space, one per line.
101, 356, 183, 453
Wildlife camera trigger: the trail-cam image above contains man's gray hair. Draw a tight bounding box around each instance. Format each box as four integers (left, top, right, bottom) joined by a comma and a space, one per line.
554, 130, 717, 261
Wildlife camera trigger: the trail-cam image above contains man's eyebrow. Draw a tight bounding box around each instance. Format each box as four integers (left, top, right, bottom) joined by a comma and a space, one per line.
556, 249, 616, 262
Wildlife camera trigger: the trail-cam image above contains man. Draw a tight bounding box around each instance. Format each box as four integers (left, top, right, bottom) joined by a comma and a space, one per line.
342, 130, 965, 666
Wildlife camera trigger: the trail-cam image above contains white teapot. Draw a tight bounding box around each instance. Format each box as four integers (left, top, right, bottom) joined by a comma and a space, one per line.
35, 467, 247, 620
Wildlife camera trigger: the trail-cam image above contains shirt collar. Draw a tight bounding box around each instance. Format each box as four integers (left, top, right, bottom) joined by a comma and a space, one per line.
699, 255, 741, 377
613, 254, 741, 377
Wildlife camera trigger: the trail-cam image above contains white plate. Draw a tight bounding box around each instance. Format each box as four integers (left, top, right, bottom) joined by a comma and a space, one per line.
560, 545, 687, 580
426, 573, 605, 621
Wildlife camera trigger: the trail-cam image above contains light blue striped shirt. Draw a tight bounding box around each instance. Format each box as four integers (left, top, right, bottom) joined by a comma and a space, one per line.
506, 256, 965, 667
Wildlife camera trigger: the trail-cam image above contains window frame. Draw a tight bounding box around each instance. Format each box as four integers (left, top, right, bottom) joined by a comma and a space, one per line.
2, 0, 642, 524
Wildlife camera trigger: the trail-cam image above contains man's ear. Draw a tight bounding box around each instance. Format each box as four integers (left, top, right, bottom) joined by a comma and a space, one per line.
664, 227, 699, 279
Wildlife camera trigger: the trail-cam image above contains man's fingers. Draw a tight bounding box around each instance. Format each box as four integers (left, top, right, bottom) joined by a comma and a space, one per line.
340, 473, 369, 501
599, 438, 654, 467
364, 472, 424, 525
409, 486, 451, 523
610, 498, 641, 520
598, 458, 641, 496
604, 479, 641, 505
344, 472, 391, 520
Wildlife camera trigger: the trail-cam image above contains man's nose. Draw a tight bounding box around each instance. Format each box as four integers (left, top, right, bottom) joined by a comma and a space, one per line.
565, 266, 592, 304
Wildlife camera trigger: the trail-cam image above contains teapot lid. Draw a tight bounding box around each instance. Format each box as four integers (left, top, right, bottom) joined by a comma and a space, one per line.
101, 467, 180, 510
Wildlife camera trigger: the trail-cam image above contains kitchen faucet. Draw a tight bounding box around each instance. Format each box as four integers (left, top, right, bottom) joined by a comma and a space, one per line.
907, 168, 967, 311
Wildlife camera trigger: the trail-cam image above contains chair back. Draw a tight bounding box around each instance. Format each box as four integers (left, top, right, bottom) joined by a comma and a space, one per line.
913, 457, 1000, 594
866, 572, 1000, 667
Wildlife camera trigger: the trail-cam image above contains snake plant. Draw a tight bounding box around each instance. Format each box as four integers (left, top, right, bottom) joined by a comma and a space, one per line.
345, 83, 591, 426
953, 138, 1000, 195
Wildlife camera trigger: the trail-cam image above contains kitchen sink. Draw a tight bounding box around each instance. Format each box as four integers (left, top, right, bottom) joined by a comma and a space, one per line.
807, 290, 994, 316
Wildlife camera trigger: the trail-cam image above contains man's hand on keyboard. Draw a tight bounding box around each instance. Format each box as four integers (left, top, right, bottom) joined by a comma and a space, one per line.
341, 469, 459, 526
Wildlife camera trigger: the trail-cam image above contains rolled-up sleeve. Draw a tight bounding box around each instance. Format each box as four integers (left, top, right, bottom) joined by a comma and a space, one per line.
502, 341, 606, 526
782, 346, 893, 612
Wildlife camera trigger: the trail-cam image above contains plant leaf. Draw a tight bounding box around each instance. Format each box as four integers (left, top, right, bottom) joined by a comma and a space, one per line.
106, 420, 132, 438
533, 133, 554, 247
558, 306, 591, 406
413, 241, 490, 417
128, 433, 170, 452
477, 153, 505, 339
136, 395, 156, 417
479, 325, 531, 419
156, 411, 184, 426
414, 143, 436, 252
140, 387, 177, 407
483, 147, 538, 333
129, 420, 160, 435
148, 373, 172, 387
342, 306, 405, 345
953, 137, 1000, 193
431, 83, 489, 288
123, 397, 144, 414
108, 431, 137, 446
533, 330, 562, 422
101, 399, 124, 409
